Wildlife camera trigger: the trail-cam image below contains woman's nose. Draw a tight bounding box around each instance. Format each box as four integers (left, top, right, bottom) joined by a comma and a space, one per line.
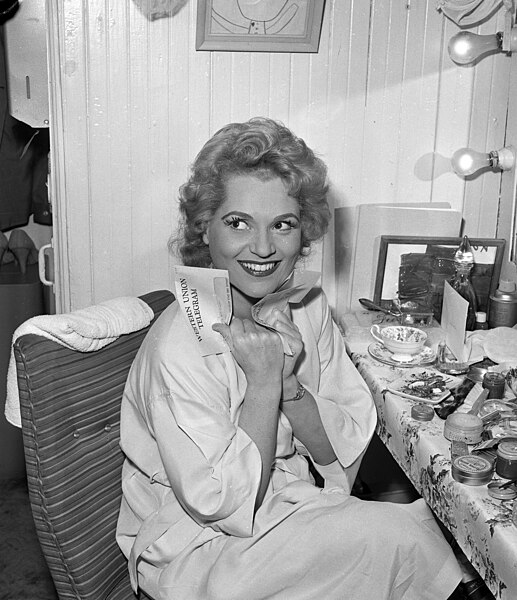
250, 230, 275, 257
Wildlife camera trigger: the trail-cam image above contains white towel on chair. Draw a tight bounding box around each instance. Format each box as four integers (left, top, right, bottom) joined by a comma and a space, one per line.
5, 296, 154, 428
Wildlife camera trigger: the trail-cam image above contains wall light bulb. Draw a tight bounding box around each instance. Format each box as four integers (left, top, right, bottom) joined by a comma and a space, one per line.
448, 31, 503, 65
451, 146, 516, 177
451, 148, 492, 176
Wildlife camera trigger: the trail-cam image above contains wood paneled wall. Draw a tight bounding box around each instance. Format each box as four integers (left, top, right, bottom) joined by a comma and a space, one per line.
46, 0, 512, 311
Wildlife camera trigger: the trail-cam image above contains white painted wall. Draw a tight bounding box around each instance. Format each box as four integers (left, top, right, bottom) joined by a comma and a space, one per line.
45, 0, 513, 312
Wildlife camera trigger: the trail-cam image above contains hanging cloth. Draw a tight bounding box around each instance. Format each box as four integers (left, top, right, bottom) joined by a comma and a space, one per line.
436, 0, 503, 26
0, 32, 51, 230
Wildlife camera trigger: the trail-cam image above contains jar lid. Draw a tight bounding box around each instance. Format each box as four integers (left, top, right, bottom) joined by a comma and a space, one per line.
452, 455, 494, 485
488, 482, 517, 500
497, 439, 517, 460
453, 455, 493, 476
411, 403, 434, 422
445, 413, 484, 432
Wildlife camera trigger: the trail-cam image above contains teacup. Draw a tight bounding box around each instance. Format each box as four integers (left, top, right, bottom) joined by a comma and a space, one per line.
504, 367, 517, 395
370, 324, 427, 362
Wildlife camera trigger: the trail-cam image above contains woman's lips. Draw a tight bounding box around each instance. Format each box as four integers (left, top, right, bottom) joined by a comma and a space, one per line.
238, 261, 280, 277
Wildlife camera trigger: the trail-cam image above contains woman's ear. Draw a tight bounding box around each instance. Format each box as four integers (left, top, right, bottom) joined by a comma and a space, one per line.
202, 227, 209, 246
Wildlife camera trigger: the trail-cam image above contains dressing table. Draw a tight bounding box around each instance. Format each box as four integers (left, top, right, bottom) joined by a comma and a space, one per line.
341, 310, 517, 600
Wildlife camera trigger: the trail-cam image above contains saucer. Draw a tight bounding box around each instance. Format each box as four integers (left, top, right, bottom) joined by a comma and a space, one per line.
368, 342, 436, 368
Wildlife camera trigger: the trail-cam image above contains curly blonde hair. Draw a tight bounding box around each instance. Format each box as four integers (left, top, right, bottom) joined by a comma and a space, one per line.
171, 117, 330, 267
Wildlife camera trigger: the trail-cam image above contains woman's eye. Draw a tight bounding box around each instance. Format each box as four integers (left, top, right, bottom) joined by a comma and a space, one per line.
273, 220, 297, 231
224, 217, 249, 230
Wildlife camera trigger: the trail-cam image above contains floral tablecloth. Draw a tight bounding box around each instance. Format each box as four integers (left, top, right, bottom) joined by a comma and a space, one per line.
341, 312, 517, 600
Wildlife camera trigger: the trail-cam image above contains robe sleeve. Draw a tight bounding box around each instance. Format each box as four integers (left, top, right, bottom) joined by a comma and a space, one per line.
142, 349, 262, 538
299, 291, 377, 471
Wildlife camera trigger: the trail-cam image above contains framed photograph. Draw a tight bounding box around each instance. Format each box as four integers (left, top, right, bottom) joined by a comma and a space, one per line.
373, 236, 506, 320
196, 0, 326, 53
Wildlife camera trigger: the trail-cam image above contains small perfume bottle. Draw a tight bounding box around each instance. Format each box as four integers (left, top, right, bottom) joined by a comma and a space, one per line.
448, 235, 478, 331
474, 311, 488, 330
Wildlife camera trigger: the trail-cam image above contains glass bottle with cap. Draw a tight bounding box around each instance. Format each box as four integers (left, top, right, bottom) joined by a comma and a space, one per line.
448, 236, 478, 331
474, 311, 488, 330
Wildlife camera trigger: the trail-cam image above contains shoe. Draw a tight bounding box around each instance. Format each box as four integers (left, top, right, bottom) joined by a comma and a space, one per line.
7, 229, 38, 274
0, 231, 14, 266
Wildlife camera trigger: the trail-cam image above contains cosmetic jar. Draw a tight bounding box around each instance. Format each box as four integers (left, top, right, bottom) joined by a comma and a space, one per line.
451, 455, 494, 486
444, 413, 484, 444
482, 372, 506, 399
495, 439, 517, 480
411, 403, 434, 422
487, 482, 517, 501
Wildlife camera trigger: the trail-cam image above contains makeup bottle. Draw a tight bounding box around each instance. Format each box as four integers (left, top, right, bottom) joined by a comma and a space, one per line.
448, 236, 478, 331
474, 311, 488, 330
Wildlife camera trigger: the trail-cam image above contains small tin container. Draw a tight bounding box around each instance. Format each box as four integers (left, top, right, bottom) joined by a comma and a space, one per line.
496, 439, 517, 479
487, 482, 517, 501
411, 403, 434, 422
483, 372, 506, 399
444, 413, 484, 444
451, 455, 494, 485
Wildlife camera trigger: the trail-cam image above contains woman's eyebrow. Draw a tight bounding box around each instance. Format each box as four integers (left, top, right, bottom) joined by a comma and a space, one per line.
275, 213, 300, 221
220, 211, 300, 221
220, 211, 251, 220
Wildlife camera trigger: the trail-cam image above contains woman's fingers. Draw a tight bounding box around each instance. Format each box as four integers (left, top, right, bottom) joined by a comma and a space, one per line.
213, 319, 281, 352
212, 322, 234, 350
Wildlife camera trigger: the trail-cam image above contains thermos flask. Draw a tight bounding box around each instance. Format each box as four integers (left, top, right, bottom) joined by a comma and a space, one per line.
488, 279, 517, 328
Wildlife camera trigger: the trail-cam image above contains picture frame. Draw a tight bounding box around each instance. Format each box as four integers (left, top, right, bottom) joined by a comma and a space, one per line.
373, 236, 506, 320
196, 0, 326, 53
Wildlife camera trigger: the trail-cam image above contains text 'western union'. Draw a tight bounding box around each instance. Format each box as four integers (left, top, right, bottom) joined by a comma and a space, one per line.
179, 277, 204, 341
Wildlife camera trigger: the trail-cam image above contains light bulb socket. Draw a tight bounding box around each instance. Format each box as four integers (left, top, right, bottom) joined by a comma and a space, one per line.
503, 25, 517, 53
488, 150, 499, 168
493, 146, 516, 171
510, 27, 517, 51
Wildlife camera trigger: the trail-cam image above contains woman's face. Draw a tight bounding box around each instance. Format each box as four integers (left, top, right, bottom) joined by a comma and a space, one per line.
203, 174, 302, 302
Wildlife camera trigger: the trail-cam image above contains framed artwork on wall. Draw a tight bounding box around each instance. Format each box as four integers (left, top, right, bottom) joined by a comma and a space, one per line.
373, 236, 506, 321
196, 0, 326, 52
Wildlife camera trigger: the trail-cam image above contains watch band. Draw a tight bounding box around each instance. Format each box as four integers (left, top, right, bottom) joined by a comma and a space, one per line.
282, 382, 306, 402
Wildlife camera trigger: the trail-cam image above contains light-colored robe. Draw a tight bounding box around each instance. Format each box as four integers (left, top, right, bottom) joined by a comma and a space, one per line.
117, 288, 462, 599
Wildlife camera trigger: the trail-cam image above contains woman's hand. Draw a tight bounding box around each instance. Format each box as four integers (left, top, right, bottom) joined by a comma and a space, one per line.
213, 318, 284, 385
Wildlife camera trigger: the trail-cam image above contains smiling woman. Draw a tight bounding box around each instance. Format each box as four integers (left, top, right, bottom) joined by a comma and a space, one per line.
173, 117, 330, 269
202, 175, 302, 318
117, 117, 466, 600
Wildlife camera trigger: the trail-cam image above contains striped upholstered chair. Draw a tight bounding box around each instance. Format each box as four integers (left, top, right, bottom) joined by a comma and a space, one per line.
14, 290, 174, 600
